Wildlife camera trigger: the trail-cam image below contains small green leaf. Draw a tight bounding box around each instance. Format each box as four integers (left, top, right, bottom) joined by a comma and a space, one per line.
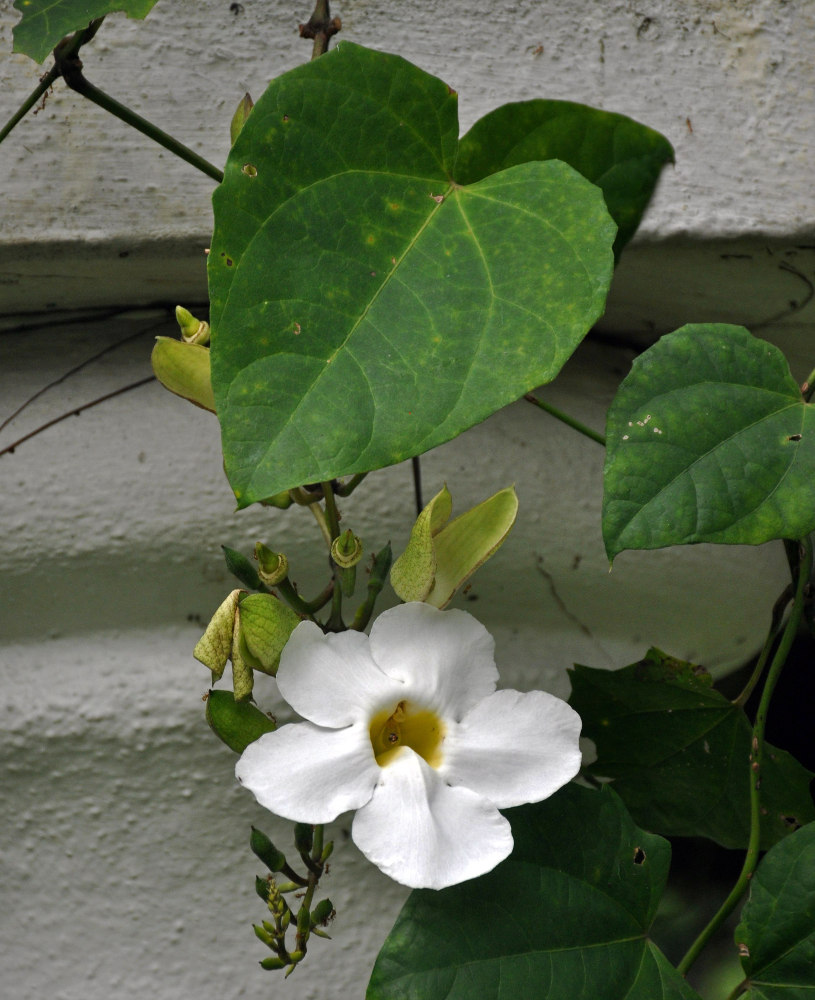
603, 324, 815, 560
12, 0, 159, 63
735, 821, 815, 998
151, 338, 216, 413
391, 485, 518, 607
367, 785, 701, 1000
206, 689, 275, 754
210, 42, 616, 507
455, 99, 674, 257
237, 593, 300, 676
570, 651, 815, 849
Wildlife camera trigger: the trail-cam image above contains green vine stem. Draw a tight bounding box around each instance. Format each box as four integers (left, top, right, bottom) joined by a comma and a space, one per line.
351, 543, 393, 631
335, 472, 368, 496
523, 393, 606, 446
677, 534, 813, 978
321, 481, 346, 630
723, 977, 748, 1000
732, 582, 793, 707
58, 57, 224, 183
0, 65, 59, 144
0, 19, 103, 145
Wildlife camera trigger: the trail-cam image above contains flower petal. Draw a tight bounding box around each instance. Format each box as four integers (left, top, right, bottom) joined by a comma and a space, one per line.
277, 622, 399, 727
236, 722, 379, 823
368, 603, 498, 720
442, 689, 582, 808
351, 748, 512, 889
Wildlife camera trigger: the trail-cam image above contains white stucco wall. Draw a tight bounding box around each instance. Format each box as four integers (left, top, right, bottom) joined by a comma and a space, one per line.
1, 1, 814, 998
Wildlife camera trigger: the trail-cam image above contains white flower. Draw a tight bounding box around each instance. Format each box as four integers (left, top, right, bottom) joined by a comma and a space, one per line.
235, 602, 582, 889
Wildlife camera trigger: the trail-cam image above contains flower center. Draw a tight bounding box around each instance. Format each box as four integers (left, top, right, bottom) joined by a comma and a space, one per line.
369, 700, 445, 769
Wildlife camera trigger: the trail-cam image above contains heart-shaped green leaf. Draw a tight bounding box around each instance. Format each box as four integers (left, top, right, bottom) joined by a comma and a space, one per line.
455, 100, 674, 257
12, 0, 159, 63
603, 324, 815, 560
209, 42, 616, 507
367, 784, 701, 1000
735, 821, 815, 998
570, 650, 815, 849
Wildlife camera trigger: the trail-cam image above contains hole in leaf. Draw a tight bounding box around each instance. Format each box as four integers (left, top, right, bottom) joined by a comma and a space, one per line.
788, 433, 803, 442
781, 814, 801, 830
633, 846, 646, 865
242, 163, 258, 178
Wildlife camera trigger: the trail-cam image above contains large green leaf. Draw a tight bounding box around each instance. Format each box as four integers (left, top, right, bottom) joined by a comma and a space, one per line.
570, 651, 815, 850
209, 42, 616, 507
367, 785, 701, 1000
603, 324, 815, 560
12, 0, 158, 63
735, 821, 815, 998
456, 100, 673, 257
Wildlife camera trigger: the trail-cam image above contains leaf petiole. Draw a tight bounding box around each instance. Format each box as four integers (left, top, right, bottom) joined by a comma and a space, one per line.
57, 54, 224, 182
524, 393, 606, 446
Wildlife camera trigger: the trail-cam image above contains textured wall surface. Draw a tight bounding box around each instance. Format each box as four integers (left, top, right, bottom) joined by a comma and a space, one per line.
2, 0, 815, 336
1, 1, 814, 998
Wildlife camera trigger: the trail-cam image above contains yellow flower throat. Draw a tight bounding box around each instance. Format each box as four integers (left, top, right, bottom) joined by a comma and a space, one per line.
369, 700, 445, 769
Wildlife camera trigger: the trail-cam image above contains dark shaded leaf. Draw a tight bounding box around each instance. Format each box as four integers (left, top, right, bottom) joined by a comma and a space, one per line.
570, 650, 815, 849
367, 785, 701, 1000
735, 821, 815, 998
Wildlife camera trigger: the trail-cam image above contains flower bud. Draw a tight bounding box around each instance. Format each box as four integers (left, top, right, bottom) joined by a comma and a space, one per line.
293, 823, 313, 854
255, 543, 289, 586
222, 545, 264, 592
330, 529, 363, 569
255, 876, 271, 902
151, 337, 215, 412
260, 491, 294, 509
253, 924, 275, 947
206, 689, 275, 754
250, 827, 287, 872
259, 955, 286, 971
175, 305, 211, 345
311, 898, 335, 927
320, 840, 334, 864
